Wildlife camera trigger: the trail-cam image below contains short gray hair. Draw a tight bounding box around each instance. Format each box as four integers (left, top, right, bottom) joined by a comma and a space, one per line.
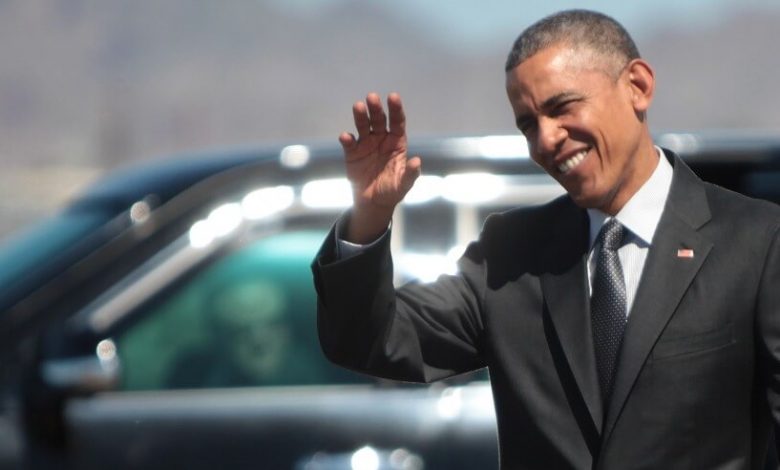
505, 10, 640, 75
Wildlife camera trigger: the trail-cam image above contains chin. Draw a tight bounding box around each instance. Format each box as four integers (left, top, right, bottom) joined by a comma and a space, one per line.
567, 190, 608, 211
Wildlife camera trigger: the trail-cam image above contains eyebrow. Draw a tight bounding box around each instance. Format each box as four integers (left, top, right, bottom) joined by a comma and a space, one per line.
515, 91, 583, 129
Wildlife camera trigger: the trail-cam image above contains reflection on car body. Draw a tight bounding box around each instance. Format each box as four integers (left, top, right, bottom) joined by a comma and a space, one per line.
0, 133, 778, 469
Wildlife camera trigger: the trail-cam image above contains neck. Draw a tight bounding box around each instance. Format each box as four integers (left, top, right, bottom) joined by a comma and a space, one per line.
600, 140, 659, 216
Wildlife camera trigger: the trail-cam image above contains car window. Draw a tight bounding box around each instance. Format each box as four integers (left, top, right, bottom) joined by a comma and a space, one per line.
91, 172, 563, 392
0, 210, 110, 311
115, 229, 370, 390
744, 170, 780, 203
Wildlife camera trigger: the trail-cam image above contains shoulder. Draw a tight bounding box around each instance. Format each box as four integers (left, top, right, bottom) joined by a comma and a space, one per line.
703, 182, 780, 239
483, 194, 577, 235
704, 182, 780, 219
478, 194, 581, 258
667, 152, 779, 235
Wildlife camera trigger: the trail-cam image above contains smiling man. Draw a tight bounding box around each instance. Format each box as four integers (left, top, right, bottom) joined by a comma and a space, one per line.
312, 10, 780, 469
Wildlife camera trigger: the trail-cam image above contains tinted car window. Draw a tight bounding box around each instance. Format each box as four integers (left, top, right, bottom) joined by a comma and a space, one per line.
745, 170, 780, 202
0, 211, 109, 309
115, 230, 369, 390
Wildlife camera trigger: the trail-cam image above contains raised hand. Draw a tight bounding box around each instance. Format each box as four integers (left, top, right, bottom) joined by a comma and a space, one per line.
339, 92, 421, 243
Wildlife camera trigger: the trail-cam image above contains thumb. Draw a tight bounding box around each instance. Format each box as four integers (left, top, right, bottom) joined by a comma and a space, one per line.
400, 156, 422, 195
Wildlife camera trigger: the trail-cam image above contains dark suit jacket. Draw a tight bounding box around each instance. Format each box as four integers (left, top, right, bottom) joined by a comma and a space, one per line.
312, 152, 780, 469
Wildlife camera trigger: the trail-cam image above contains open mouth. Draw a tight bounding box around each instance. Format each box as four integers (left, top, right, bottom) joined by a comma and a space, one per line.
557, 148, 589, 174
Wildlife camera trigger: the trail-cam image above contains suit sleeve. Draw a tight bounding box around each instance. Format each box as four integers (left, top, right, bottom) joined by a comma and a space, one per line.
756, 222, 780, 455
311, 213, 488, 383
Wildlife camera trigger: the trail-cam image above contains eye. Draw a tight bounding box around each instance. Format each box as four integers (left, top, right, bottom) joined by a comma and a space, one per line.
550, 99, 581, 117
517, 118, 537, 136
550, 101, 573, 116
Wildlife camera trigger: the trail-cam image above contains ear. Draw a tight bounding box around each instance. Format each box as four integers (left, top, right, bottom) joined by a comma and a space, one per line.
624, 59, 655, 113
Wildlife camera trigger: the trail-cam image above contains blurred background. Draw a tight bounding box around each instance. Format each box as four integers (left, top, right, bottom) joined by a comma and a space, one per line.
1, 0, 779, 239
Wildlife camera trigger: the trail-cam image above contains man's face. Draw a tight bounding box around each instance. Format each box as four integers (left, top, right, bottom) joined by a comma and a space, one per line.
505, 44, 650, 214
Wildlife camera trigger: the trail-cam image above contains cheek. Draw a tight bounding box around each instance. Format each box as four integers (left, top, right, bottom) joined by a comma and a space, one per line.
603, 98, 638, 131
529, 150, 546, 169
557, 108, 596, 142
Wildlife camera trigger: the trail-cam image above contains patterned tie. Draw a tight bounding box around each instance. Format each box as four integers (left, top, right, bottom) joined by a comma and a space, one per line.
591, 218, 627, 404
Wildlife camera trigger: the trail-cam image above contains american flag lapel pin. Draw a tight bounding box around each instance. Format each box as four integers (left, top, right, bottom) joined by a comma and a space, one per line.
677, 248, 695, 259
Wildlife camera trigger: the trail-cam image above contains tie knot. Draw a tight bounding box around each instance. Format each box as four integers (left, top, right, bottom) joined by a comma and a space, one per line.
598, 218, 625, 251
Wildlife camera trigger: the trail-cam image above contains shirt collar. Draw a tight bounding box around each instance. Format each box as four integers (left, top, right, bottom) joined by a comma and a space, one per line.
587, 146, 674, 247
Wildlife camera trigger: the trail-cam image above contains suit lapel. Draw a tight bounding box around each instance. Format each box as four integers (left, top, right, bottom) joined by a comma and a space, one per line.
601, 154, 713, 445
540, 201, 604, 440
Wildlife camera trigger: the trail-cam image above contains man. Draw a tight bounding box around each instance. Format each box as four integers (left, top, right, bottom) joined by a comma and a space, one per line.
312, 9, 780, 469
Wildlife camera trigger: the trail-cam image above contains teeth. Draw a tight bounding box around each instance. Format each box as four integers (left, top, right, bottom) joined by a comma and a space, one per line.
557, 150, 588, 173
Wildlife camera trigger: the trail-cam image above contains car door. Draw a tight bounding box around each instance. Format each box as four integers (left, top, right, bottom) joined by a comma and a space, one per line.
25, 175, 500, 470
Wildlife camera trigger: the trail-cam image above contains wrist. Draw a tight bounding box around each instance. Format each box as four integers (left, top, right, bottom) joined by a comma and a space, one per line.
347, 203, 394, 244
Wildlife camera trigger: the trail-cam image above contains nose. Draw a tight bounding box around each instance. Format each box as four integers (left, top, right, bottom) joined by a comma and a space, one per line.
534, 116, 566, 158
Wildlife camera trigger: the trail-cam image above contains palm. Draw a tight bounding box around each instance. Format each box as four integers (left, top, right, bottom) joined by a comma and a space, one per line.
341, 93, 421, 210
346, 131, 409, 208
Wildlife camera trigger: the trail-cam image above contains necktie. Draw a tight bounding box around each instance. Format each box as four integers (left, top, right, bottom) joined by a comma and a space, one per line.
591, 218, 627, 404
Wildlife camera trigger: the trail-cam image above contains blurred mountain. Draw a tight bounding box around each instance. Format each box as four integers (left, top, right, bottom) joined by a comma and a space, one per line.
0, 2, 778, 239
0, 1, 778, 171
0, 0, 500, 168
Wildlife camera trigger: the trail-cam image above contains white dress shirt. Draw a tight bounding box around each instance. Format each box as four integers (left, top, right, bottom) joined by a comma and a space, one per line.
586, 147, 673, 316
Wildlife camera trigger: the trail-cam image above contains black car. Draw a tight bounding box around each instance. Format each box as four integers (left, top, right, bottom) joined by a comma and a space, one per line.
0, 133, 778, 469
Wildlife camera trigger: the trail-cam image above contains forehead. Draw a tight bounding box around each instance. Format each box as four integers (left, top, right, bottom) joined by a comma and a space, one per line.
505, 45, 614, 106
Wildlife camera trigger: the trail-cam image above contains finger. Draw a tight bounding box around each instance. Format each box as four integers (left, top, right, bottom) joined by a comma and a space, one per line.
400, 155, 422, 194
339, 132, 357, 152
366, 93, 387, 135
352, 101, 371, 140
387, 92, 406, 137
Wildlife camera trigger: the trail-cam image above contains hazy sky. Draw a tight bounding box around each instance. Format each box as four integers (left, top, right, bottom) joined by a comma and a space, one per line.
275, 0, 779, 50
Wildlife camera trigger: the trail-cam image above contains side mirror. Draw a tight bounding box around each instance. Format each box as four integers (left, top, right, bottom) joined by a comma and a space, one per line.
40, 339, 120, 392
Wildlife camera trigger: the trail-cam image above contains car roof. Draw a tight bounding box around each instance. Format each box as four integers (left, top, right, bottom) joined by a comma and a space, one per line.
64, 131, 780, 216
67, 145, 283, 213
